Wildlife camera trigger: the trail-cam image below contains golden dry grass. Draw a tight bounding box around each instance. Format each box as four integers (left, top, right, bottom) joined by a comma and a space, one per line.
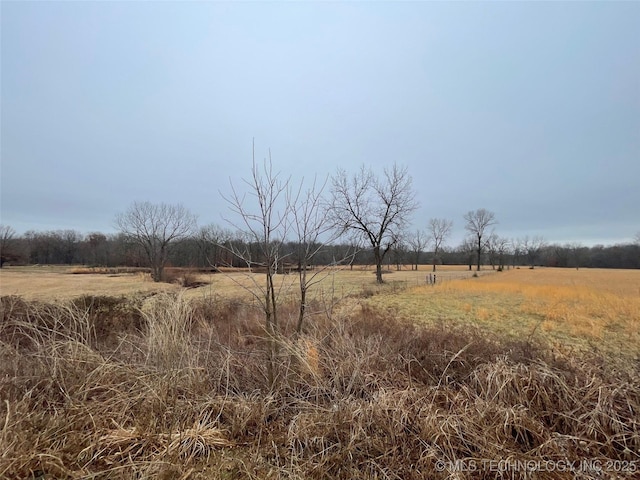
2, 264, 638, 357
0, 264, 480, 302
181, 264, 491, 306
366, 267, 640, 358
0, 266, 175, 301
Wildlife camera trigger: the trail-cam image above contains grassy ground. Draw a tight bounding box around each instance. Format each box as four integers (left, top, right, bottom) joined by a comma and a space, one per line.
365, 267, 640, 359
0, 264, 485, 302
1, 265, 638, 479
0, 266, 173, 301
2, 264, 637, 356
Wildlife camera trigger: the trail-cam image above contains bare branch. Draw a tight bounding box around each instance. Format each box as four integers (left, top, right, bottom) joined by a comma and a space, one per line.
428, 218, 453, 271
463, 208, 497, 271
330, 163, 418, 283
115, 202, 197, 281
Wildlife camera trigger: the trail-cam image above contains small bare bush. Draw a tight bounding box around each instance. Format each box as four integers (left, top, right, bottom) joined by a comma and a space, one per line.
162, 268, 209, 288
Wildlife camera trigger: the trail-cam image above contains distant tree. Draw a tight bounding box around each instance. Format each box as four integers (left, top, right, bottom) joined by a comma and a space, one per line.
495, 236, 511, 270
390, 233, 408, 271
485, 233, 498, 269
330, 163, 418, 284
340, 236, 364, 271
196, 224, 235, 268
23, 230, 54, 264
634, 232, 640, 245
407, 230, 428, 271
0, 225, 16, 267
428, 218, 453, 272
549, 244, 569, 267
486, 233, 510, 270
510, 237, 524, 268
521, 235, 546, 268
59, 230, 82, 264
463, 208, 496, 271
115, 202, 197, 282
86, 232, 108, 266
107, 232, 136, 267
561, 242, 581, 269
458, 237, 477, 271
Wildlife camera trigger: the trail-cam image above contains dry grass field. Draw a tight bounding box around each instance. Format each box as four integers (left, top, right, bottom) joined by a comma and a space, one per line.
1, 265, 639, 479
0, 264, 482, 302
0, 266, 175, 301
366, 267, 640, 359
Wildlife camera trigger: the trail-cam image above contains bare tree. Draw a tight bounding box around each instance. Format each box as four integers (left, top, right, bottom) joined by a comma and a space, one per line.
87, 232, 108, 266
485, 233, 499, 270
485, 233, 510, 270
495, 236, 511, 270
290, 175, 342, 333
196, 224, 235, 268
634, 232, 640, 245
567, 242, 586, 270
0, 225, 16, 268
390, 233, 408, 271
407, 230, 429, 271
521, 235, 546, 268
222, 152, 291, 386
330, 163, 418, 284
511, 237, 523, 268
115, 202, 197, 282
428, 218, 453, 272
60, 230, 82, 264
463, 208, 496, 271
458, 237, 477, 271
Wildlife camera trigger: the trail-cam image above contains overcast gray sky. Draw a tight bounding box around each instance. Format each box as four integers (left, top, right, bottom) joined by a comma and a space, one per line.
1, 1, 639, 247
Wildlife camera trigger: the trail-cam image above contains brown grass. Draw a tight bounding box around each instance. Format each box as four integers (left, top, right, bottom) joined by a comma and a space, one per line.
0, 264, 484, 302
0, 266, 174, 301
1, 288, 638, 479
366, 267, 640, 359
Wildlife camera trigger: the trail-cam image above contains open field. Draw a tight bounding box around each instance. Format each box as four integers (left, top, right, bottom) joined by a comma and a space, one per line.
366, 268, 640, 359
1, 266, 639, 478
1, 265, 637, 357
0, 264, 485, 302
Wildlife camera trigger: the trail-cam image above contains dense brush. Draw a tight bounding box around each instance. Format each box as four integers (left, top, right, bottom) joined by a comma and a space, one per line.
1, 293, 638, 479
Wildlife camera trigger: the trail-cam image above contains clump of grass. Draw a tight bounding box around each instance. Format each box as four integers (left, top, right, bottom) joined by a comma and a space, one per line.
162, 268, 210, 288
142, 292, 196, 371
1, 292, 638, 479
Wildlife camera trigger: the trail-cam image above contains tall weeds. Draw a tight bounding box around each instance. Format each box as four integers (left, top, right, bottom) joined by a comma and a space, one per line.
1, 293, 638, 479
142, 292, 196, 371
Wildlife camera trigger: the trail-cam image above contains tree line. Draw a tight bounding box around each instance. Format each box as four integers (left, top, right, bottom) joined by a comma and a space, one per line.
2, 218, 638, 273
1, 162, 639, 276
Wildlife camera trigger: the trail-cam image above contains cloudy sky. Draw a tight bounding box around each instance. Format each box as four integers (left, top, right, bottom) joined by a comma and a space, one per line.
2, 1, 638, 246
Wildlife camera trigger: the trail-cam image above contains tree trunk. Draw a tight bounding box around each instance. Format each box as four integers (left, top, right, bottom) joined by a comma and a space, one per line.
265, 267, 277, 389
296, 264, 307, 334
374, 246, 383, 284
